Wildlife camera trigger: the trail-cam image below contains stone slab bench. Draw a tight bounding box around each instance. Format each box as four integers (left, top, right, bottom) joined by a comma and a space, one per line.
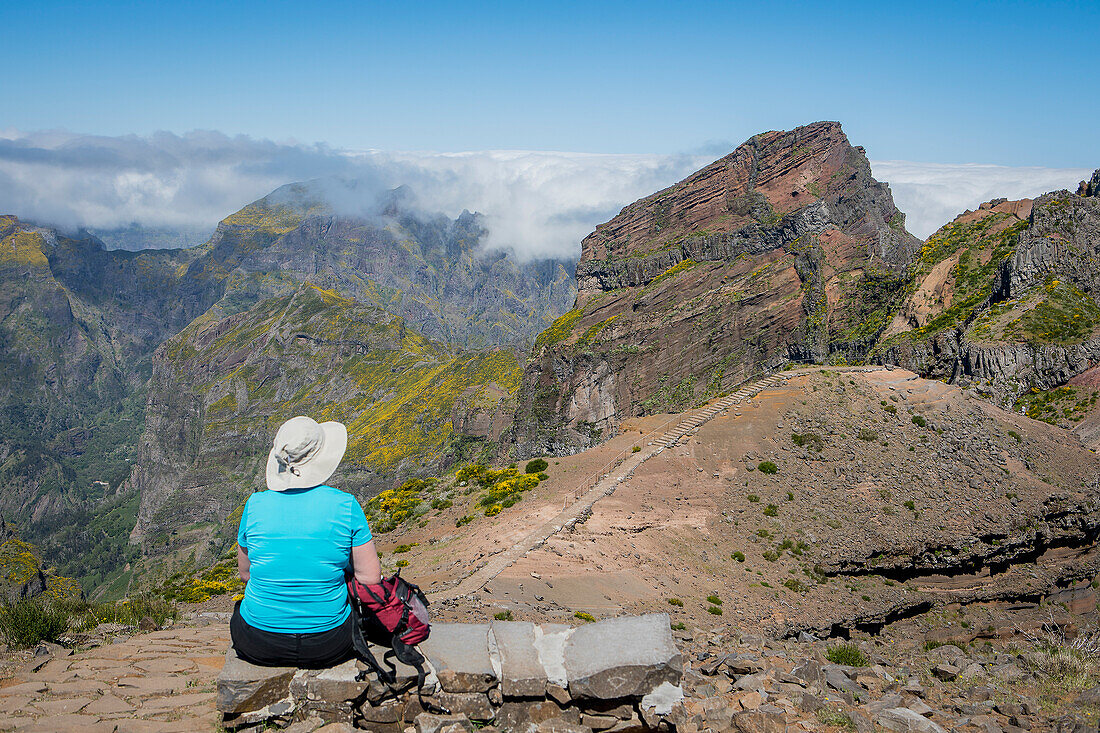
217, 613, 684, 732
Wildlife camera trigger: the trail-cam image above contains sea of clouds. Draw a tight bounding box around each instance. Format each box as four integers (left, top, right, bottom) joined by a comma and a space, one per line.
0, 129, 1092, 258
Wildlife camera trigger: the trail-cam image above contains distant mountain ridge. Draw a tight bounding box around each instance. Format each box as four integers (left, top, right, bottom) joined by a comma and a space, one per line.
0, 182, 577, 590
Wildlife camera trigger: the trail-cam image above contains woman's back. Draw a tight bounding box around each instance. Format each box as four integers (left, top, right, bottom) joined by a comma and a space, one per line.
238, 485, 371, 634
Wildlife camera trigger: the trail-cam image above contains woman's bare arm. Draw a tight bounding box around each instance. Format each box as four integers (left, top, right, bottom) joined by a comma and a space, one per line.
351, 539, 383, 587
237, 544, 250, 582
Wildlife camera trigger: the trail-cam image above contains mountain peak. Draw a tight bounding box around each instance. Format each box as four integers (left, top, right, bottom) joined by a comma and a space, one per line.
579, 121, 898, 265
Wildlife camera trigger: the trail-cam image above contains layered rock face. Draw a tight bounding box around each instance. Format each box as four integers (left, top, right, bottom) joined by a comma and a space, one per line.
878, 172, 1100, 405
514, 122, 918, 453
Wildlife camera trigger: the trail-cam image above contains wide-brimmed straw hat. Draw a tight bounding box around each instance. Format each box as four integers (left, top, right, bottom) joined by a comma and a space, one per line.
265, 416, 348, 491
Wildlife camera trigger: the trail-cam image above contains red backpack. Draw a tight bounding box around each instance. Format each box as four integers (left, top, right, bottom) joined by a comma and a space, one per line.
347, 572, 443, 712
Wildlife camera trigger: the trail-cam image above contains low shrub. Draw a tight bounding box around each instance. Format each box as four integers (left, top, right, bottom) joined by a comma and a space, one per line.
667, 598, 683, 607
670, 621, 686, 631
430, 498, 453, 511
825, 643, 868, 666
525, 459, 549, 474
757, 461, 778, 475
747, 494, 760, 503
731, 551, 745, 562
706, 605, 723, 616
574, 611, 596, 622
858, 428, 878, 442
912, 415, 927, 427
393, 543, 419, 553
706, 595, 722, 606
0, 600, 69, 648
816, 707, 855, 730
493, 610, 513, 621
395, 559, 409, 568
783, 579, 809, 593
763, 504, 778, 517
791, 432, 825, 452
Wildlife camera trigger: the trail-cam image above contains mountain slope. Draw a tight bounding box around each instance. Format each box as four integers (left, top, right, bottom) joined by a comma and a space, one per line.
876, 170, 1100, 405
126, 284, 523, 560
513, 121, 919, 454
0, 216, 204, 586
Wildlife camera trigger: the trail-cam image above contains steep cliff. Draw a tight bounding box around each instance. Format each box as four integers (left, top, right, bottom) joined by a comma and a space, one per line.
513, 122, 919, 453
0, 216, 204, 586
126, 284, 523, 556
876, 171, 1100, 405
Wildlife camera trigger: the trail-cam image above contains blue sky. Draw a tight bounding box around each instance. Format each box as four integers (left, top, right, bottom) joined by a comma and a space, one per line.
2, 0, 1098, 167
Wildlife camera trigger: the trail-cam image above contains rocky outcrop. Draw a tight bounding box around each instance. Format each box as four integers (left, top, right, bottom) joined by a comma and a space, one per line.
513, 122, 919, 455
216, 614, 684, 731
878, 173, 1100, 406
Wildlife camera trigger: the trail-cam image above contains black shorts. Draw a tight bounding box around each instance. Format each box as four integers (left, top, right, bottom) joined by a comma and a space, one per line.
230, 600, 354, 668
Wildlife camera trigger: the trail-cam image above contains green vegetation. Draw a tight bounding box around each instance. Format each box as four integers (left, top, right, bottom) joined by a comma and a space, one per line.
1005, 279, 1100, 345
731, 551, 745, 562
644, 259, 698, 292
0, 600, 69, 648
160, 558, 244, 603
668, 598, 683, 607
535, 308, 583, 350
747, 494, 760, 503
574, 611, 596, 623
493, 610, 513, 621
817, 707, 855, 730
706, 605, 723, 615
783, 578, 810, 593
791, 432, 825, 451
757, 461, 778, 475
858, 428, 878, 442
670, 621, 686, 631
706, 595, 723, 606
393, 543, 419, 553
912, 415, 927, 427
1008, 430, 1023, 443
1015, 386, 1098, 425
524, 458, 549, 474
763, 504, 778, 517
825, 643, 869, 667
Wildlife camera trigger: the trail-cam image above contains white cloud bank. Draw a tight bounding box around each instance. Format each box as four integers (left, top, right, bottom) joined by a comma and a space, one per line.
0, 129, 1094, 258
871, 160, 1094, 239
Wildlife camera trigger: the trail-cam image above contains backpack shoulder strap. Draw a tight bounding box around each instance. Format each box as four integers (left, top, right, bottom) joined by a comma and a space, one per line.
349, 598, 395, 685
392, 637, 449, 715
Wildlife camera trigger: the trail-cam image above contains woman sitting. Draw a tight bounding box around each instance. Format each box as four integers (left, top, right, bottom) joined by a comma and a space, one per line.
232, 416, 383, 667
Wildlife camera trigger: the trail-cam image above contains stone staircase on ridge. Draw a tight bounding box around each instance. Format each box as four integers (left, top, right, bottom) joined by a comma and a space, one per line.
650, 373, 788, 448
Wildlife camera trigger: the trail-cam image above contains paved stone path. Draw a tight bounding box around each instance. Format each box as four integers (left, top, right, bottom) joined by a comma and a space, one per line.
0, 624, 229, 732
435, 370, 811, 603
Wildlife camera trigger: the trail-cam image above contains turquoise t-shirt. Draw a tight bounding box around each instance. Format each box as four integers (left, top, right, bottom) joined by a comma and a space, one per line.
237, 485, 372, 633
